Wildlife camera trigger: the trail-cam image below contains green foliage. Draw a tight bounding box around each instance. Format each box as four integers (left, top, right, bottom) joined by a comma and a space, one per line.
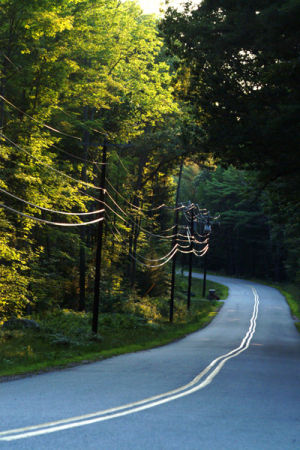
0, 214, 31, 323
0, 0, 182, 319
0, 282, 226, 377
161, 1, 300, 279
162, 0, 300, 184
277, 284, 300, 322
178, 166, 281, 279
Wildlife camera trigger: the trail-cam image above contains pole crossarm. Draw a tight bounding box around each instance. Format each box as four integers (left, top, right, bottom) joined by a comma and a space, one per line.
170, 200, 219, 315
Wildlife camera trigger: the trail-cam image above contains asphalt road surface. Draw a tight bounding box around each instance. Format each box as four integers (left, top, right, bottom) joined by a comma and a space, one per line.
1, 275, 300, 450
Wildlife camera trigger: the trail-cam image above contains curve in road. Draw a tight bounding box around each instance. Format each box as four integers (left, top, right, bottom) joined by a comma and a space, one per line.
1, 286, 259, 440
0, 275, 299, 450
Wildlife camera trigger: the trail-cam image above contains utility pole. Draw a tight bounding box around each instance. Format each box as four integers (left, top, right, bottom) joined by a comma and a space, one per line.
92, 141, 107, 334
79, 106, 89, 311
169, 160, 183, 323
202, 213, 211, 298
187, 205, 194, 310
202, 252, 207, 298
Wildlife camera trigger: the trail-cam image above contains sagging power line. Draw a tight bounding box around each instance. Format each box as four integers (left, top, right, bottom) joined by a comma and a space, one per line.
1, 127, 219, 331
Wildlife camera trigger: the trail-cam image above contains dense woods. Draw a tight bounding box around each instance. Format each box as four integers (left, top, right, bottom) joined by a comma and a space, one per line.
0, 0, 299, 326
161, 0, 300, 283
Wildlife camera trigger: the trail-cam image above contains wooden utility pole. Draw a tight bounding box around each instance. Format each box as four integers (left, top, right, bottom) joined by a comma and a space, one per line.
202, 252, 207, 298
187, 205, 194, 310
202, 213, 211, 298
169, 160, 183, 323
92, 141, 107, 334
79, 106, 89, 311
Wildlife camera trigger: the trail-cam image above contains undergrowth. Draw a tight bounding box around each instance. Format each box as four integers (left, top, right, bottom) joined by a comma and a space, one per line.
276, 283, 300, 332
0, 277, 226, 378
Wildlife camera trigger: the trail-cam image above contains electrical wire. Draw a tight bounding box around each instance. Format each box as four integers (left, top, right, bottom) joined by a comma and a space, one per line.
50, 143, 106, 166
127, 242, 209, 269
104, 178, 148, 211
105, 189, 128, 217
0, 95, 81, 141
80, 188, 186, 241
192, 236, 209, 245
0, 157, 207, 245
54, 105, 107, 137
109, 220, 180, 263
109, 217, 201, 260
0, 132, 104, 191
106, 178, 186, 213
193, 245, 210, 257
108, 217, 201, 263
135, 244, 180, 263
0, 203, 104, 227
128, 246, 179, 269
179, 244, 210, 256
114, 151, 131, 175
0, 187, 104, 216
2, 135, 215, 247
2, 53, 21, 71
105, 190, 186, 239
1, 96, 107, 164
1, 135, 191, 241
107, 222, 179, 269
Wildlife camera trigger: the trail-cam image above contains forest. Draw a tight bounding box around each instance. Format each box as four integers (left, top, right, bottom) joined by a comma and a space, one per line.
0, 0, 299, 338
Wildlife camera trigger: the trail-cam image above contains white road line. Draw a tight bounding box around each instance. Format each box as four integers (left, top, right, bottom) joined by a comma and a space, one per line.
0, 287, 259, 441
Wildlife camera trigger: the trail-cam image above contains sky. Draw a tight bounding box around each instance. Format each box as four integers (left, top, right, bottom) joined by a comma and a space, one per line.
138, 0, 185, 15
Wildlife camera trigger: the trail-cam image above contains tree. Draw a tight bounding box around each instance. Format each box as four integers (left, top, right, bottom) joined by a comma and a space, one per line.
161, 0, 300, 203
0, 0, 183, 319
178, 166, 285, 280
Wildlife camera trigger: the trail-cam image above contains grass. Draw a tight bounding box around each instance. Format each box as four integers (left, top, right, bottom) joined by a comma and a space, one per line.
3, 271, 298, 381
174, 271, 229, 302
273, 283, 300, 333
185, 267, 300, 333
0, 277, 227, 380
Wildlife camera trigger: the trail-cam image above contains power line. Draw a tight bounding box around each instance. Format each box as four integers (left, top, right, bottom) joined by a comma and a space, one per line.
0, 132, 104, 191
2, 134, 183, 240
126, 242, 209, 270
0, 187, 104, 216
109, 220, 180, 263
54, 105, 107, 138
0, 95, 81, 141
105, 189, 129, 217
106, 178, 186, 214
108, 211, 204, 261
0, 203, 104, 227
1, 53, 21, 72
1, 127, 216, 252
128, 247, 178, 269
50, 143, 106, 166
82, 188, 186, 241
113, 151, 131, 175
0, 146, 125, 224
0, 167, 205, 244
179, 244, 210, 256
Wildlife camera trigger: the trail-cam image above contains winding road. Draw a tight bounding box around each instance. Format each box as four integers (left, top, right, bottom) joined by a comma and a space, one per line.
1, 275, 300, 449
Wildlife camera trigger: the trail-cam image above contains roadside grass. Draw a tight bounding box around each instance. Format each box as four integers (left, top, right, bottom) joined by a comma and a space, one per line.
184, 267, 300, 333
274, 284, 300, 332
0, 277, 227, 379
174, 272, 228, 302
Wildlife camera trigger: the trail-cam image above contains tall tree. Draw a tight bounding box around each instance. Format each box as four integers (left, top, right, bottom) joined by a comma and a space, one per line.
0, 0, 182, 319
161, 0, 300, 203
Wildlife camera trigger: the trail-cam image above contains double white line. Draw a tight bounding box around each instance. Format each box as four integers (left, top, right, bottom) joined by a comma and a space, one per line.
0, 287, 259, 441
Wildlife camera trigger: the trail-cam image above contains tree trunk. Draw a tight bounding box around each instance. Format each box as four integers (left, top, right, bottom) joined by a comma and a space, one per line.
170, 159, 183, 321
79, 106, 90, 311
129, 152, 148, 287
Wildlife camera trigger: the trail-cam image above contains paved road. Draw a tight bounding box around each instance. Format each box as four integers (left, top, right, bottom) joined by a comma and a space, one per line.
0, 275, 299, 449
